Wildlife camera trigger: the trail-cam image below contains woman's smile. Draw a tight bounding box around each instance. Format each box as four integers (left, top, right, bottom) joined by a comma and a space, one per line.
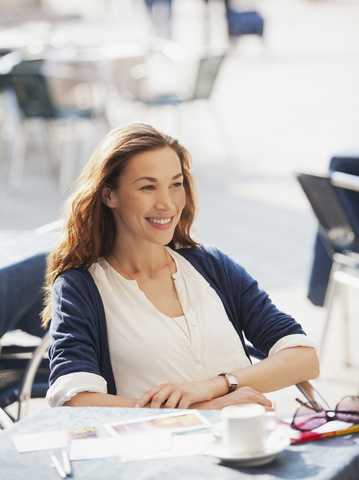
146, 216, 174, 228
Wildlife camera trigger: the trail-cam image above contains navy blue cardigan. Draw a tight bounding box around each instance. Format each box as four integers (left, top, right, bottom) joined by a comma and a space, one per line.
49, 245, 305, 395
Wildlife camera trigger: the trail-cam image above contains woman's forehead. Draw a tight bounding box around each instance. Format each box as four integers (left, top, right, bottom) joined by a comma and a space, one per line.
123, 147, 182, 177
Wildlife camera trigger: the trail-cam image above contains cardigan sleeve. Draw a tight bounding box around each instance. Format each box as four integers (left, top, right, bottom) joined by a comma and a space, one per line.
214, 248, 307, 356
48, 268, 110, 389
46, 372, 107, 407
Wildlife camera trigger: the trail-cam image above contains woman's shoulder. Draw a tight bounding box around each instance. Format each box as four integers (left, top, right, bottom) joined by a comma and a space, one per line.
55, 266, 92, 284
53, 266, 99, 299
52, 266, 105, 319
174, 245, 245, 281
175, 244, 220, 257
175, 244, 235, 266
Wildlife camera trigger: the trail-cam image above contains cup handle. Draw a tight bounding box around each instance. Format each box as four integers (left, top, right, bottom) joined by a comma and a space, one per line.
265, 411, 278, 432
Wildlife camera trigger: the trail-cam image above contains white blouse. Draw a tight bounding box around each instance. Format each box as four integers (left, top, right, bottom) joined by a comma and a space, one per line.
47, 248, 317, 406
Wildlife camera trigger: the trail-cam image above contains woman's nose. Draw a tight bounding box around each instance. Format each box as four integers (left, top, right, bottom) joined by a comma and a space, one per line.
155, 190, 174, 210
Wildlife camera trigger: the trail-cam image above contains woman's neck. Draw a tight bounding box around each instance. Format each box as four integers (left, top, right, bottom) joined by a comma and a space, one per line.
109, 242, 169, 276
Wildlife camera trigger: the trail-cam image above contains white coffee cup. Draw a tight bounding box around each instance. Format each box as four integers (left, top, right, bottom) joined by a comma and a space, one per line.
221, 404, 277, 455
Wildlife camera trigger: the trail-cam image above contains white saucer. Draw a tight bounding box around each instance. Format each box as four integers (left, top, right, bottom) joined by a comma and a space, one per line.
205, 431, 291, 467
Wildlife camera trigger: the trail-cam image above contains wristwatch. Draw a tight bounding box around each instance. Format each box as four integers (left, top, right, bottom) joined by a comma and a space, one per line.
218, 373, 238, 393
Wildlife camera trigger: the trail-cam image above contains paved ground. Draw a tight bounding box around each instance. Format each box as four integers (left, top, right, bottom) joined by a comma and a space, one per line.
1, 0, 359, 418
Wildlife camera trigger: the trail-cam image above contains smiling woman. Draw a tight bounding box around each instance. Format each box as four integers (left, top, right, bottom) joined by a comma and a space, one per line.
42, 123, 319, 411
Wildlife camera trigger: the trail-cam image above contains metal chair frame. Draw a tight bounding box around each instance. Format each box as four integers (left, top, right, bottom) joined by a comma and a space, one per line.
17, 331, 50, 419
0, 332, 50, 422
0, 407, 14, 429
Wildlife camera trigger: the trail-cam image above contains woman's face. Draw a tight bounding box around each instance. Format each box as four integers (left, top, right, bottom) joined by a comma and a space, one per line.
103, 146, 186, 249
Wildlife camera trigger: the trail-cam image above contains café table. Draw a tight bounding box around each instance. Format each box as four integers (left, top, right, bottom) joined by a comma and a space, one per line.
0, 406, 358, 480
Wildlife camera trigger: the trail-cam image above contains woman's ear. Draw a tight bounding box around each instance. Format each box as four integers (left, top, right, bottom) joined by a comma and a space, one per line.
102, 186, 113, 207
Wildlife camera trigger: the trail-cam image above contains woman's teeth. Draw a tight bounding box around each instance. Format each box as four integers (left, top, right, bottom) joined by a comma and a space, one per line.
147, 218, 171, 225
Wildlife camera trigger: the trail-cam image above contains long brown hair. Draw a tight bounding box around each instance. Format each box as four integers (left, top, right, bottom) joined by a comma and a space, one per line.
41, 123, 198, 327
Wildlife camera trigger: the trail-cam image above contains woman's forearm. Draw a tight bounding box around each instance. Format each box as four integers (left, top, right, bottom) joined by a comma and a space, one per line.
232, 346, 320, 394
193, 346, 320, 407
63, 392, 138, 407
190, 347, 319, 410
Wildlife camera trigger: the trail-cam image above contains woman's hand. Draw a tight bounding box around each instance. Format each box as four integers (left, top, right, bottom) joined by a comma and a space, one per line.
134, 379, 220, 409
220, 386, 274, 410
191, 386, 274, 411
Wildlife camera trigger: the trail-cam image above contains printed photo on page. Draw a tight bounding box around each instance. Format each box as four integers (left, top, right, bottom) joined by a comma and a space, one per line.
104, 410, 212, 437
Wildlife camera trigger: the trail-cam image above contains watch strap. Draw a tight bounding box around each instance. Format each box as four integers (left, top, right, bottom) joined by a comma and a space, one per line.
218, 373, 238, 393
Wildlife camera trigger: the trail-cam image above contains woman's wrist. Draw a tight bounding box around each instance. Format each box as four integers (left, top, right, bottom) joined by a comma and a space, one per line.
204, 375, 230, 401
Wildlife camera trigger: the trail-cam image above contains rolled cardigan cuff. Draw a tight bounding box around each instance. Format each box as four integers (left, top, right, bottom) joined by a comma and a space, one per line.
268, 334, 318, 357
46, 372, 107, 407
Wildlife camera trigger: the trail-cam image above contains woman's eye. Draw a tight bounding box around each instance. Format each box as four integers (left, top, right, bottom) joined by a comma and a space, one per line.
171, 182, 183, 188
140, 185, 155, 190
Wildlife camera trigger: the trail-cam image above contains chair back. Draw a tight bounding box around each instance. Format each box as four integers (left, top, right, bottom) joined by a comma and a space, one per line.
296, 172, 359, 254
8, 59, 56, 118
192, 54, 225, 101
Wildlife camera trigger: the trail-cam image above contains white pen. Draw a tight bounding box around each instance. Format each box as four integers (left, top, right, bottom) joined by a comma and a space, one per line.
62, 450, 72, 476
50, 454, 67, 479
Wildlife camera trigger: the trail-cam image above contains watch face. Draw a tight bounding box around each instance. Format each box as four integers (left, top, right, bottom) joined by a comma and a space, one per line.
226, 374, 238, 386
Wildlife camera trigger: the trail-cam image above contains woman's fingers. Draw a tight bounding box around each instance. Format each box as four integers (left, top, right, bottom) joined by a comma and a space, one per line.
135, 382, 202, 409
134, 385, 164, 408
162, 391, 183, 409
135, 384, 185, 409
150, 385, 176, 408
150, 384, 191, 409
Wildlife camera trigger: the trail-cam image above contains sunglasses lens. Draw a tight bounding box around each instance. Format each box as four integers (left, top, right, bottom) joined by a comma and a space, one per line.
336, 396, 359, 423
293, 402, 327, 431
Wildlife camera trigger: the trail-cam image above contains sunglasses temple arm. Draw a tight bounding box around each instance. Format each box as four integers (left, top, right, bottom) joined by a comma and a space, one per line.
335, 410, 359, 414
295, 398, 323, 413
296, 381, 331, 410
